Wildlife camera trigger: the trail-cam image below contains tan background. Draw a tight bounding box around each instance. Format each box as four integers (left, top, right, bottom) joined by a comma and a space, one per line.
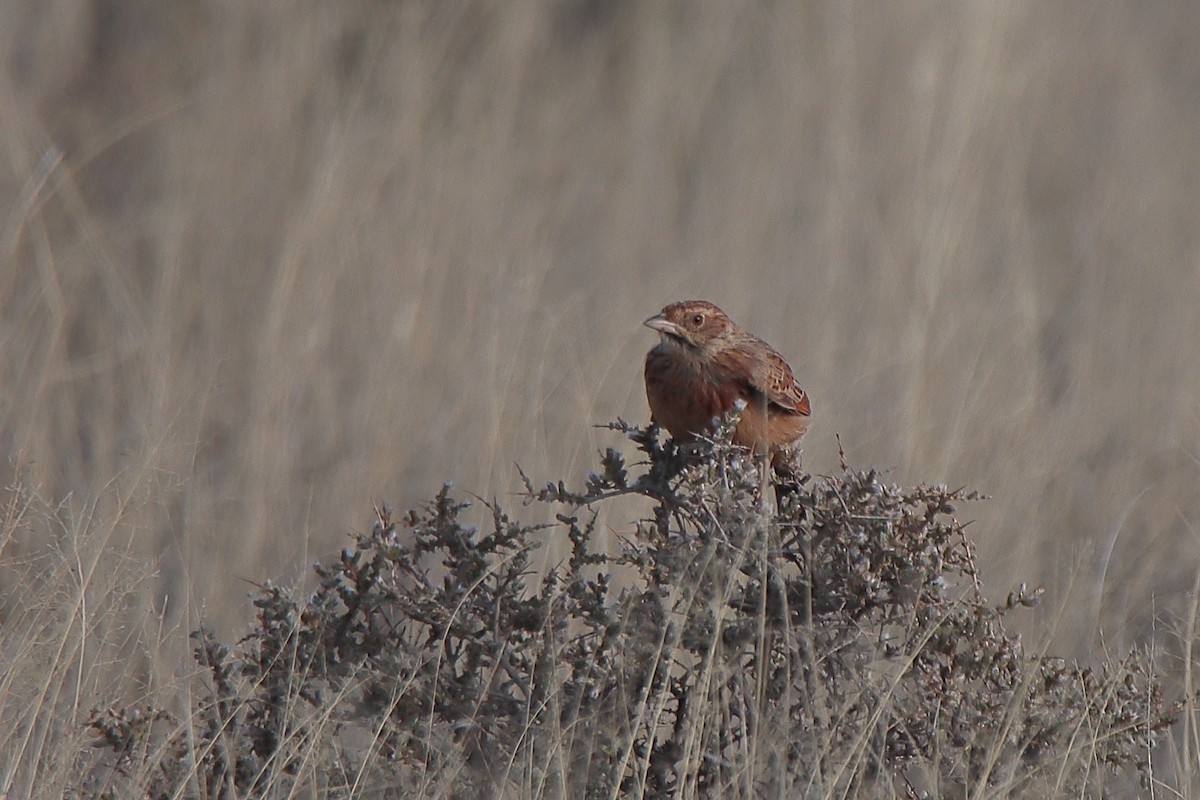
3, 2, 1199, 653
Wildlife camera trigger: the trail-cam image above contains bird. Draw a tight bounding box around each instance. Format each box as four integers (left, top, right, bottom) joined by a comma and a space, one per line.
643, 300, 811, 485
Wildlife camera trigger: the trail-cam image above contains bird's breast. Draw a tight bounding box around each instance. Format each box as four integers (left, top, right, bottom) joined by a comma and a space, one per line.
644, 346, 745, 441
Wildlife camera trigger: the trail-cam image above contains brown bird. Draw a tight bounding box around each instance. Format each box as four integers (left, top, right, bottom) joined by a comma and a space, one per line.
643, 300, 811, 481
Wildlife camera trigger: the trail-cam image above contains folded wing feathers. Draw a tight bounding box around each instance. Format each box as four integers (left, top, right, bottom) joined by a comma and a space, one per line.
733, 338, 811, 417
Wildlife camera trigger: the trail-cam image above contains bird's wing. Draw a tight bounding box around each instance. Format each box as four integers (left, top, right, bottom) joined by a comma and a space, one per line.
745, 340, 811, 417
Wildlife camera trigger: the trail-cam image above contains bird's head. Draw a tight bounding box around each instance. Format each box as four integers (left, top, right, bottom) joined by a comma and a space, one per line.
643, 300, 732, 351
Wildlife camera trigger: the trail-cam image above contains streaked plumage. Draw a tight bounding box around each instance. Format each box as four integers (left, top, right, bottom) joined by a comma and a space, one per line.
643, 300, 810, 470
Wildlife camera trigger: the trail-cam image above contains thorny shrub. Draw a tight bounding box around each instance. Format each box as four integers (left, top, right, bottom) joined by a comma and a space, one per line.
86, 417, 1180, 798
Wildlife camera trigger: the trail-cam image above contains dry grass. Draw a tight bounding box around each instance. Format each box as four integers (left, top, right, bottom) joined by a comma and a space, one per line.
1, 2, 1200, 795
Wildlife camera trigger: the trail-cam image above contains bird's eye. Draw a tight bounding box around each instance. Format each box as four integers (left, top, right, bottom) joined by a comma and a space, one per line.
691, 314, 705, 327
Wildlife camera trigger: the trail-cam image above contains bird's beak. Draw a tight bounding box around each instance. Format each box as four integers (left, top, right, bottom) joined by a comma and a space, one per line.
643, 314, 683, 338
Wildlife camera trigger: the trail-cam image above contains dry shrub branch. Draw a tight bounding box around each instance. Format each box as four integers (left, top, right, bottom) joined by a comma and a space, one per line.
88, 417, 1179, 798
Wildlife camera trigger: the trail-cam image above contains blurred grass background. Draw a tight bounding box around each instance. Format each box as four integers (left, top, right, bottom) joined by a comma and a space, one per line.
2, 1, 1199, 657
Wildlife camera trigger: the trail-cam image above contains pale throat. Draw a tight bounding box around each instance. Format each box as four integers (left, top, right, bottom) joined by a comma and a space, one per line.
658, 336, 727, 382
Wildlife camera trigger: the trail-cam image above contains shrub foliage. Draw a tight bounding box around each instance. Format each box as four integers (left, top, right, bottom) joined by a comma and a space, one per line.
88, 418, 1178, 798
